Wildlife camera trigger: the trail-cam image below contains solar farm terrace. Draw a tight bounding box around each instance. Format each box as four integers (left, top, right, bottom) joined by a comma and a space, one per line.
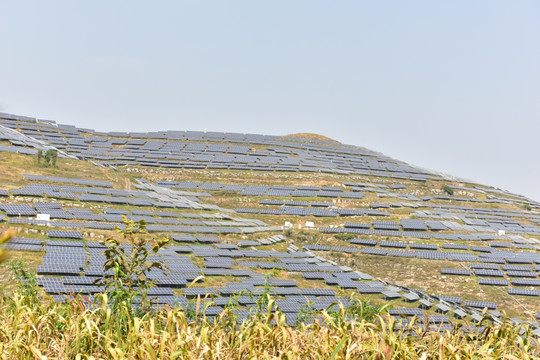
1, 111, 540, 332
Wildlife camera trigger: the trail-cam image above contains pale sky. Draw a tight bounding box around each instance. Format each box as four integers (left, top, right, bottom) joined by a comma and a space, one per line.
1, 1, 539, 201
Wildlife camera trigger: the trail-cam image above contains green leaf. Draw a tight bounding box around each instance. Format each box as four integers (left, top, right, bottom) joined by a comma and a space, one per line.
329, 336, 348, 360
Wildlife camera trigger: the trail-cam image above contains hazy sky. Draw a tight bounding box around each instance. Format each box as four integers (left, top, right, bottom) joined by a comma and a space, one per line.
1, 1, 539, 200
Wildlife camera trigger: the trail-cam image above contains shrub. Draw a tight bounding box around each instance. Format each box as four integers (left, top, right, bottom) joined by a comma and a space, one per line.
10, 258, 40, 307
443, 185, 454, 195
335, 233, 356, 241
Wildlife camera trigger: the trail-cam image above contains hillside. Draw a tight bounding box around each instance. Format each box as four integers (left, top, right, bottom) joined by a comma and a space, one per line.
0, 110, 540, 337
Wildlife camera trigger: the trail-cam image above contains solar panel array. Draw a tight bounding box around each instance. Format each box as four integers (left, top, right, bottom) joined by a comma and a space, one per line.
0, 176, 280, 236
0, 112, 436, 181
1, 226, 515, 327
3, 112, 540, 328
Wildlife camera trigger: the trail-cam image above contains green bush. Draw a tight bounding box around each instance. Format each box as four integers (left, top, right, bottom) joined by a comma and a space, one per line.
335, 234, 356, 241
443, 185, 454, 195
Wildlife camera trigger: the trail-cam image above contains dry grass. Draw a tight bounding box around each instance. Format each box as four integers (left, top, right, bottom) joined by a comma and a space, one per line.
0, 289, 539, 359
283, 133, 341, 143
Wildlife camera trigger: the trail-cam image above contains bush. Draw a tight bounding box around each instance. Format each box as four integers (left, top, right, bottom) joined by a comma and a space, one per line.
335, 233, 356, 241
443, 185, 454, 195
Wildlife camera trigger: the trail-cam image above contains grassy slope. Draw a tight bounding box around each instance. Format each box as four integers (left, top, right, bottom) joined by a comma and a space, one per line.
0, 151, 128, 189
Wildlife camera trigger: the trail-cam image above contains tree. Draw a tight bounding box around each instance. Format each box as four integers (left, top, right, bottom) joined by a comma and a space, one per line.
43, 149, 58, 167
44, 150, 52, 166
94, 217, 170, 315
37, 150, 43, 164
51, 150, 58, 166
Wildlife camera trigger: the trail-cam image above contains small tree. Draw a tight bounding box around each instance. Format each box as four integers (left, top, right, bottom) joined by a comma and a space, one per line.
51, 150, 58, 166
94, 217, 170, 315
37, 150, 43, 164
44, 150, 52, 166
42, 149, 58, 167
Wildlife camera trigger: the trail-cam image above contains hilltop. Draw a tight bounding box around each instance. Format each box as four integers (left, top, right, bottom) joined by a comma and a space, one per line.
283, 133, 341, 143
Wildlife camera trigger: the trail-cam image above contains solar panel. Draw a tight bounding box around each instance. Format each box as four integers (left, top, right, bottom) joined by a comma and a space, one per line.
373, 221, 399, 230
379, 240, 407, 249
303, 244, 330, 251
331, 246, 358, 253
502, 265, 532, 271
464, 300, 497, 309
0, 204, 37, 216
512, 279, 540, 286
470, 263, 500, 270
478, 278, 509, 286
474, 269, 505, 277
11, 237, 44, 245
350, 238, 377, 246
447, 253, 478, 262
441, 268, 470, 276
237, 240, 261, 247
47, 230, 83, 239
388, 250, 415, 258
508, 288, 540, 296
432, 295, 462, 304
300, 288, 335, 296
196, 236, 221, 243
409, 243, 438, 250
400, 219, 427, 231
507, 271, 537, 278
442, 243, 468, 250
389, 308, 423, 316
360, 248, 388, 255
37, 265, 81, 276
344, 222, 371, 229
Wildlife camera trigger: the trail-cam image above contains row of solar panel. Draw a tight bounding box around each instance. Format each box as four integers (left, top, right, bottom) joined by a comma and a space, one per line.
320, 227, 529, 244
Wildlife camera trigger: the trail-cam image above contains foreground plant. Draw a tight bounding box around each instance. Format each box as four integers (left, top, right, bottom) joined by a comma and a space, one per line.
0, 279, 538, 359
0, 229, 15, 263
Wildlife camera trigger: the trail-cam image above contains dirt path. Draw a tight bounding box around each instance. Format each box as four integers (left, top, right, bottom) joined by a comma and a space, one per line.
124, 177, 132, 190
